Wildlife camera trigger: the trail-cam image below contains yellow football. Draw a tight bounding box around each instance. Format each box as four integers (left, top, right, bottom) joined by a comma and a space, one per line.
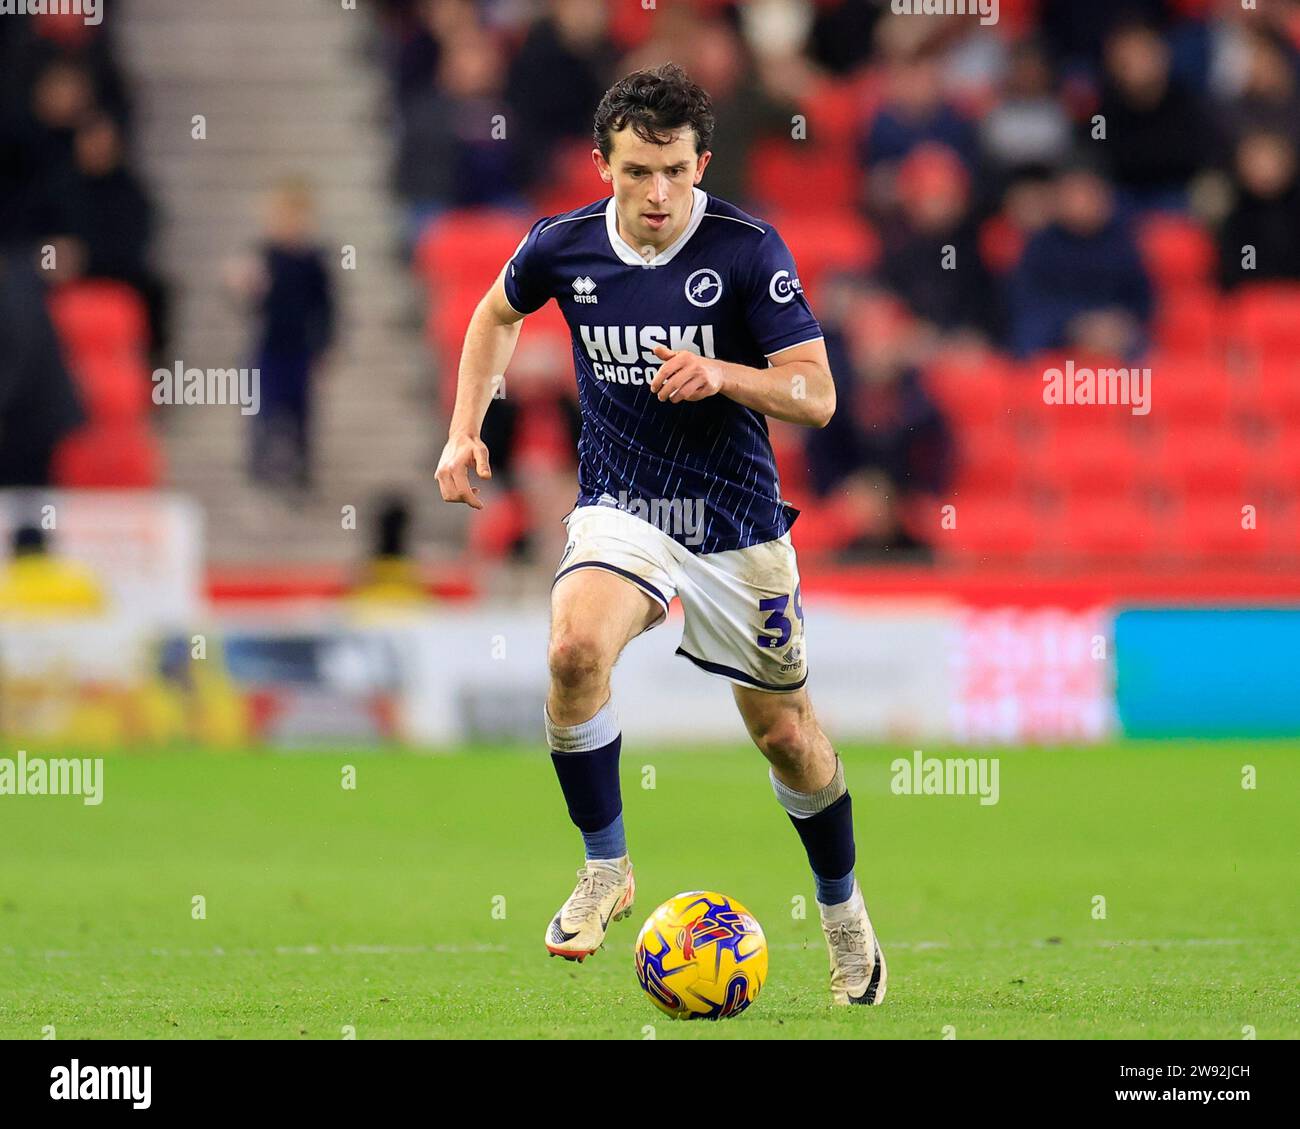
634, 891, 768, 1019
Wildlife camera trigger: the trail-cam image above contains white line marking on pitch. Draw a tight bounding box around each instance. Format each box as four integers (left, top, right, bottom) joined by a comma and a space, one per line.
13, 938, 1253, 960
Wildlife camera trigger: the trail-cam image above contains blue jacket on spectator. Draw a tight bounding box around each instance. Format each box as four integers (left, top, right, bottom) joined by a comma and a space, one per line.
1007, 218, 1152, 357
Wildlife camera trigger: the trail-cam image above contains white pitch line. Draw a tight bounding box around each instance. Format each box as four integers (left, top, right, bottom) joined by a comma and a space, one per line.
9, 938, 1259, 961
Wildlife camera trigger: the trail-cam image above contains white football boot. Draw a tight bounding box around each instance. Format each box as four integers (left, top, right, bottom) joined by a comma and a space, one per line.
544, 856, 635, 962
819, 880, 887, 1005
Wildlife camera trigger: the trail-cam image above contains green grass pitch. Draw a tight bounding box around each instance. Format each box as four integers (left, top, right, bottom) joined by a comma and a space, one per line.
0, 741, 1295, 1039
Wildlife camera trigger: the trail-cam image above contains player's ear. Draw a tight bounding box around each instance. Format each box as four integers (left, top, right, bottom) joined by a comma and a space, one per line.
693, 150, 712, 183
592, 148, 613, 183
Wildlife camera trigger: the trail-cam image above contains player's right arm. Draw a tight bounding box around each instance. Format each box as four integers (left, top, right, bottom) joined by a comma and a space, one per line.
435, 266, 526, 510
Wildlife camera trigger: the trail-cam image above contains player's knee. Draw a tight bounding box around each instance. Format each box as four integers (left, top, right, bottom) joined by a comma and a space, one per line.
547, 632, 611, 691
753, 711, 817, 771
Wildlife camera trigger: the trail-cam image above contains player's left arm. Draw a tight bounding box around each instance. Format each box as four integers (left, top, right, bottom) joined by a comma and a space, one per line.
648, 339, 835, 428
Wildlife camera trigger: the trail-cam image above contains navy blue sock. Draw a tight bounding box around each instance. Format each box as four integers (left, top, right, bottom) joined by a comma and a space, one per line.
546, 700, 626, 859
788, 793, 857, 905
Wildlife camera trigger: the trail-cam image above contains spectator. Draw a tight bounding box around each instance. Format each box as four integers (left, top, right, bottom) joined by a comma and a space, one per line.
231, 180, 335, 494
980, 39, 1073, 184
880, 143, 1002, 343
0, 250, 85, 488
394, 26, 526, 245
806, 290, 953, 560
1039, 0, 1169, 78
1094, 21, 1208, 208
1218, 131, 1300, 290
506, 0, 614, 189
862, 50, 980, 179
1007, 161, 1152, 358
3, 60, 98, 244
1213, 27, 1300, 155
51, 115, 151, 280
47, 114, 168, 358
0, 26, 130, 245
685, 19, 800, 209
806, 0, 882, 77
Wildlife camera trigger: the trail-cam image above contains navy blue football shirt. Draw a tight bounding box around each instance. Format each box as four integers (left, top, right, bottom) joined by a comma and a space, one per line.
502, 186, 823, 555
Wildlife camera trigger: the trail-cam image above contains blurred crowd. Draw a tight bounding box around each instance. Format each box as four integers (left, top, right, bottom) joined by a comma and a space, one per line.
382, 0, 1300, 564
0, 5, 341, 502
0, 3, 161, 488
5, 1, 1299, 570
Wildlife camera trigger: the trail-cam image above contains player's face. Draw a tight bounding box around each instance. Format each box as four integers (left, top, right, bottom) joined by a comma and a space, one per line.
594, 127, 711, 252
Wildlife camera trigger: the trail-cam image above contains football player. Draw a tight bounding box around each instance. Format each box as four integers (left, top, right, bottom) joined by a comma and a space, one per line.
437, 63, 885, 1005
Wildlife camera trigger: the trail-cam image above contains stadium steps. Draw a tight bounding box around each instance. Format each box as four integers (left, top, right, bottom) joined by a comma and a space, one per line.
117, 0, 463, 565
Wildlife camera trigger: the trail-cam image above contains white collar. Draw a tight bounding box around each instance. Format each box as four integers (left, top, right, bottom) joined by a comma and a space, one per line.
605, 186, 708, 267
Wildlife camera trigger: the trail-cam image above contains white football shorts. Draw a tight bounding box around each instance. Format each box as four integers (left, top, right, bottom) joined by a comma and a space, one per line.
551, 500, 808, 692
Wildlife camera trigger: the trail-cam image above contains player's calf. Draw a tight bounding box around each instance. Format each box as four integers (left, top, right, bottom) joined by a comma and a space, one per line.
740, 690, 889, 1007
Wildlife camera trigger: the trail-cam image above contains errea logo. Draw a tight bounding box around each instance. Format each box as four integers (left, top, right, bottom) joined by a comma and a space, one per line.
769, 270, 803, 304
572, 276, 598, 304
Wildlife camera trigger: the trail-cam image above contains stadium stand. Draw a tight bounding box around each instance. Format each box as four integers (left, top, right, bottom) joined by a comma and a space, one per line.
382, 0, 1300, 570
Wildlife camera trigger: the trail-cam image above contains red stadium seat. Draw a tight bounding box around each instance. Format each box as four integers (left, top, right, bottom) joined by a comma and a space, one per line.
415, 209, 530, 292
1152, 288, 1225, 359
954, 424, 1024, 492
72, 355, 152, 423
1253, 424, 1300, 494
1058, 496, 1155, 558
428, 286, 484, 354
1151, 427, 1249, 496
1167, 497, 1276, 559
1144, 354, 1234, 425
1230, 283, 1300, 358
921, 351, 1016, 427
746, 139, 861, 215
46, 280, 149, 364
1031, 428, 1142, 498
1248, 355, 1300, 422
933, 494, 1040, 559
1138, 214, 1216, 294
531, 140, 607, 217
53, 421, 162, 487
799, 75, 875, 147
467, 487, 529, 560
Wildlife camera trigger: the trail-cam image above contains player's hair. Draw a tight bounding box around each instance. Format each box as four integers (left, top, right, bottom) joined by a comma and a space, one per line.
593, 63, 714, 160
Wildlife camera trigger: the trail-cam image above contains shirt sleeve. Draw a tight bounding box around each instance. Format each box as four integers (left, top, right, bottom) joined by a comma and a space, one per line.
502, 216, 553, 315
741, 226, 823, 358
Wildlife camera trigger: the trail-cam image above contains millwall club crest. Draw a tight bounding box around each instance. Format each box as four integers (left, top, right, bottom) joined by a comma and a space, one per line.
684, 268, 722, 308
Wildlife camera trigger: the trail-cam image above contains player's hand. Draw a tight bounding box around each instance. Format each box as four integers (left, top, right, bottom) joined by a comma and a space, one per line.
649, 345, 725, 403
435, 432, 492, 510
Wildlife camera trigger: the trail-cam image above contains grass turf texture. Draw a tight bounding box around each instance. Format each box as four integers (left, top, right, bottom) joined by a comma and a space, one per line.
0, 741, 1295, 1040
